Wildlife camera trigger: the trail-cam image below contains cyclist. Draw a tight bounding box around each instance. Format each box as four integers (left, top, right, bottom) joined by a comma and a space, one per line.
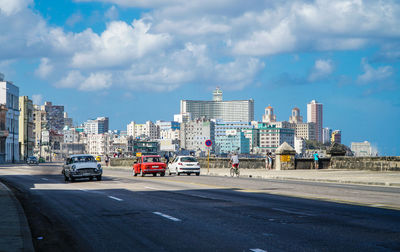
230, 152, 240, 174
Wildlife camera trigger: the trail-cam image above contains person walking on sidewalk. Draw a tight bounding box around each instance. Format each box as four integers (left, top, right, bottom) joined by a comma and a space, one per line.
265, 152, 272, 170
313, 152, 319, 169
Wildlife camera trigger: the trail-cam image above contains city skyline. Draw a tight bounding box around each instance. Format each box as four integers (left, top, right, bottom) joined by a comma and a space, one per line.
0, 0, 399, 155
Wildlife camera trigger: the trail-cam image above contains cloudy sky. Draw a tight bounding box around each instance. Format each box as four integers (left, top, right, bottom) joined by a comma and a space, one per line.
0, 0, 399, 155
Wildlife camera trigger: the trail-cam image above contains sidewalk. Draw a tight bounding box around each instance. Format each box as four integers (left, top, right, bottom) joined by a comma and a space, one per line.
0, 182, 34, 252
106, 165, 400, 187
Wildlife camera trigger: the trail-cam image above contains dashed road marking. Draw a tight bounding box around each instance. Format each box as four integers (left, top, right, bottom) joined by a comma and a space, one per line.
153, 212, 181, 222
250, 249, 267, 252
145, 186, 159, 190
272, 208, 315, 216
41, 178, 49, 181
108, 196, 123, 201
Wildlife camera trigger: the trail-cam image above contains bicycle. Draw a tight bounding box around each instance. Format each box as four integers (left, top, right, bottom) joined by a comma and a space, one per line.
230, 164, 240, 177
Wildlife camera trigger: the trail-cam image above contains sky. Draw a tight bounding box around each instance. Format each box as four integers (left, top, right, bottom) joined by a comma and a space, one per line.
0, 0, 399, 155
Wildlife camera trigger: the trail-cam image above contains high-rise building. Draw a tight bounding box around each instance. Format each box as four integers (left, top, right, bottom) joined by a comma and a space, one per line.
180, 88, 254, 122
18, 96, 34, 160
256, 123, 295, 154
295, 122, 316, 141
84, 117, 109, 134
0, 78, 19, 162
322, 127, 332, 144
216, 129, 250, 154
262, 106, 276, 123
64, 112, 73, 128
331, 130, 341, 144
289, 107, 303, 124
41, 101, 64, 132
307, 100, 323, 142
180, 118, 215, 152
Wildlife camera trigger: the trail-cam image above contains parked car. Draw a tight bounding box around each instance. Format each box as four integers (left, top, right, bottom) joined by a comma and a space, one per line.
62, 154, 102, 182
26, 156, 38, 165
133, 155, 166, 177
168, 156, 200, 176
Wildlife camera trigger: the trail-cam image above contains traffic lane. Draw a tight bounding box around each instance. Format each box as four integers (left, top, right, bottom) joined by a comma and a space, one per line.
2, 167, 400, 251
104, 169, 400, 210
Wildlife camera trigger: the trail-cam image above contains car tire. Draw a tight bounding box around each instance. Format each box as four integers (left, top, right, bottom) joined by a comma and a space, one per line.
196, 173, 200, 176
97, 175, 102, 181
187, 173, 190, 176
89, 177, 93, 181
160, 172, 165, 177
133, 169, 137, 176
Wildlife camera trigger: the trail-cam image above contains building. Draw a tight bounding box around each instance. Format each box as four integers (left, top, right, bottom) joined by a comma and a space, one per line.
216, 129, 250, 154
262, 106, 276, 123
41, 101, 64, 132
174, 113, 191, 123
86, 134, 111, 156
127, 139, 159, 155
256, 123, 295, 154
294, 137, 306, 155
0, 78, 19, 162
159, 129, 180, 141
322, 127, 332, 145
214, 120, 252, 154
18, 96, 34, 160
179, 87, 254, 122
33, 105, 47, 158
0, 104, 8, 163
307, 100, 323, 142
331, 130, 341, 144
127, 121, 159, 140
84, 117, 109, 134
64, 112, 73, 128
351, 141, 373, 157
180, 118, 215, 152
242, 128, 259, 154
156, 120, 180, 131
295, 122, 316, 141
289, 107, 303, 124
270, 121, 296, 130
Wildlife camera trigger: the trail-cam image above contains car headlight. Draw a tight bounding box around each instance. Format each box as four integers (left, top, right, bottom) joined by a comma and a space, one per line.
71, 165, 76, 171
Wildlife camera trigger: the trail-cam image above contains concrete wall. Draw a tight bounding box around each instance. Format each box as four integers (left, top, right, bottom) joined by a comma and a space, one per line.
109, 156, 400, 171
330, 156, 400, 171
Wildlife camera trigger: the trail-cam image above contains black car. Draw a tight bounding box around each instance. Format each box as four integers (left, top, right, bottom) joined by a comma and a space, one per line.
27, 156, 39, 165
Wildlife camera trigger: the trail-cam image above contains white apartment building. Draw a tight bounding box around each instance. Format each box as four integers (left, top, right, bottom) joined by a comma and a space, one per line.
256, 123, 295, 154
86, 134, 111, 156
295, 137, 306, 155
295, 122, 316, 141
127, 121, 159, 139
351, 141, 374, 157
84, 117, 109, 134
180, 118, 215, 152
63, 126, 80, 143
180, 88, 254, 122
160, 129, 180, 141
0, 78, 19, 162
307, 100, 323, 142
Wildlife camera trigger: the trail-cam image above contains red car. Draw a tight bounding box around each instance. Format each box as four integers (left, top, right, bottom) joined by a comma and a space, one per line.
133, 155, 166, 177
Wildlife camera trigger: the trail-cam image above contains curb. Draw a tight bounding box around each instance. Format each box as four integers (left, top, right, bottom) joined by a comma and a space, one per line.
0, 182, 34, 252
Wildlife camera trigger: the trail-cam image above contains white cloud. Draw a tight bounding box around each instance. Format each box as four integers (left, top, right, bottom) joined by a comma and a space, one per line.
357, 58, 394, 84
31, 94, 43, 105
71, 20, 172, 69
0, 0, 32, 16
55, 71, 85, 89
79, 72, 112, 91
35, 58, 53, 79
105, 6, 119, 20
308, 59, 334, 82
66, 12, 83, 27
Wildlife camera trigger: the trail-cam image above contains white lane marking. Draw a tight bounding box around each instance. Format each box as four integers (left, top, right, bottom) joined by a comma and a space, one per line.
41, 178, 49, 181
145, 186, 159, 190
153, 212, 181, 222
190, 194, 220, 200
108, 196, 123, 201
250, 249, 267, 252
272, 208, 315, 216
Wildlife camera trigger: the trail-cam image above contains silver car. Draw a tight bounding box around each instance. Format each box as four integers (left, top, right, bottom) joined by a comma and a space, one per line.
168, 156, 200, 176
62, 154, 102, 182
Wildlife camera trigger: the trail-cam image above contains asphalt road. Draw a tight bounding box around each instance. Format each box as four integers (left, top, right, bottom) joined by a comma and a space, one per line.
1, 164, 400, 252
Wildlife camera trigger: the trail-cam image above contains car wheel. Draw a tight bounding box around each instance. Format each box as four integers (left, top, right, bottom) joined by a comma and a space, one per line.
97, 175, 102, 181
133, 169, 137, 176
89, 177, 93, 181
196, 173, 200, 176
168, 169, 172, 176
160, 172, 165, 177
187, 173, 190, 176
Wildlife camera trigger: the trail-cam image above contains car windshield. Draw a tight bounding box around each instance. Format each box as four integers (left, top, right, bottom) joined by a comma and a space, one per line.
71, 156, 95, 163
181, 157, 197, 162
143, 157, 160, 163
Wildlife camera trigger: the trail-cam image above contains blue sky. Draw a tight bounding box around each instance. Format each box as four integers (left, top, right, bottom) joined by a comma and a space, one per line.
0, 0, 399, 155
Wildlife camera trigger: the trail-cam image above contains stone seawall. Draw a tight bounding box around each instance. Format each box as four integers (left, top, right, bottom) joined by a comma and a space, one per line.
109, 156, 400, 171
330, 156, 400, 171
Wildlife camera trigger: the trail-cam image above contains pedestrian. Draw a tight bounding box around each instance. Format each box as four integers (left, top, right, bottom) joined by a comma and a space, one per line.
105, 154, 110, 167
267, 152, 273, 170
313, 152, 319, 169
164, 153, 170, 164
265, 153, 269, 170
